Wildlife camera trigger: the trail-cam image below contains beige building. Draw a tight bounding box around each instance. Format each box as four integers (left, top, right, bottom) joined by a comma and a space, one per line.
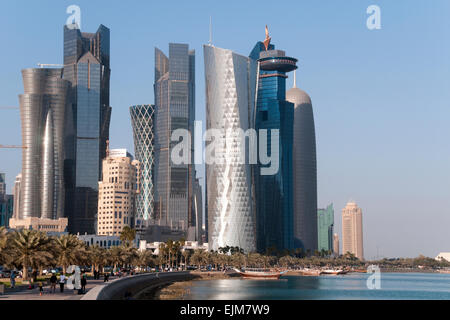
342, 201, 364, 260
333, 233, 340, 256
9, 217, 68, 233
97, 149, 140, 236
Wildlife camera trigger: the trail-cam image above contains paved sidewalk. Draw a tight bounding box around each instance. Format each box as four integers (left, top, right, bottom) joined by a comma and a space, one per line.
0, 277, 117, 300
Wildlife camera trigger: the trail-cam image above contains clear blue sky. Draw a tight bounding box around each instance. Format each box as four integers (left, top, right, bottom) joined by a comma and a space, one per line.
1, 0, 449, 259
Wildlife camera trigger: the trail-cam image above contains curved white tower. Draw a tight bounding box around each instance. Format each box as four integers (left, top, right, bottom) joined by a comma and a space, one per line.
286, 72, 318, 252
204, 45, 257, 253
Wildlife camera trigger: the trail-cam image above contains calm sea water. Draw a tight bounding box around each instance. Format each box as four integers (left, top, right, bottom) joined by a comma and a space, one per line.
182, 273, 450, 300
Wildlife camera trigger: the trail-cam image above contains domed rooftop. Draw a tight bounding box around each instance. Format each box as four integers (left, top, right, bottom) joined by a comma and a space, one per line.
286, 71, 311, 105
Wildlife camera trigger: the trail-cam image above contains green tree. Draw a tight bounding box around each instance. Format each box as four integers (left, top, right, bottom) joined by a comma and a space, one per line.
9, 229, 53, 280
120, 226, 136, 245
53, 234, 85, 274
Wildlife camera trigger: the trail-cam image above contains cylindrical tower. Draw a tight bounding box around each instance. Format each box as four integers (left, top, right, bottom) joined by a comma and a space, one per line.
286, 73, 318, 252
204, 44, 257, 253
19, 68, 71, 220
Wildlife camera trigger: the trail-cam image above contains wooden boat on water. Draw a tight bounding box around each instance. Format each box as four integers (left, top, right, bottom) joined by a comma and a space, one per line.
234, 268, 286, 279
299, 269, 321, 276
320, 269, 348, 275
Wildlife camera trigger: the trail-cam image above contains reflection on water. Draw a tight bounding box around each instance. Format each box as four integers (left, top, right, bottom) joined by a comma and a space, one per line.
182, 273, 450, 300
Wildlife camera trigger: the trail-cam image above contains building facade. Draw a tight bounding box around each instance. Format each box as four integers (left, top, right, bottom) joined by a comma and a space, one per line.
18, 68, 71, 227
12, 173, 21, 219
286, 71, 318, 253
130, 105, 155, 231
0, 173, 5, 200
97, 149, 140, 236
250, 30, 297, 253
317, 203, 334, 253
153, 44, 195, 233
0, 195, 13, 228
204, 44, 257, 253
63, 24, 111, 235
342, 201, 364, 260
333, 233, 340, 256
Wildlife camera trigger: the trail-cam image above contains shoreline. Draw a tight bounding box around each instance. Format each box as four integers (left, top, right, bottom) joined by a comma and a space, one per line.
142, 269, 444, 300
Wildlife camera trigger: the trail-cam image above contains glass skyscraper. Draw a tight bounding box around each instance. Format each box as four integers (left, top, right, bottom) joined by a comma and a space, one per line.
153, 44, 195, 232
63, 24, 111, 234
130, 104, 155, 230
317, 203, 334, 252
204, 44, 257, 253
250, 36, 297, 253
18, 68, 71, 221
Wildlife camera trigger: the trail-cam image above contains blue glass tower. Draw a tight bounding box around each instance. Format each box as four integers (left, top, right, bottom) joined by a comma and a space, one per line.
63, 24, 111, 234
250, 29, 297, 253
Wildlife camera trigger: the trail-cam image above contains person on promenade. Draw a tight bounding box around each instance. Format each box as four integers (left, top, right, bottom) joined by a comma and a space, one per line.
81, 274, 87, 294
104, 272, 109, 282
93, 270, 98, 280
38, 281, 43, 296
59, 274, 66, 292
50, 273, 57, 293
10, 270, 16, 288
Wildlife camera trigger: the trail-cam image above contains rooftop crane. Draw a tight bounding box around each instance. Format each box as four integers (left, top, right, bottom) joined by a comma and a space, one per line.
0, 145, 27, 149
37, 63, 65, 68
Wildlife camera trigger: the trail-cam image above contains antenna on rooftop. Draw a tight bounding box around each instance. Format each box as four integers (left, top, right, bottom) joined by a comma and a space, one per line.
208, 16, 213, 46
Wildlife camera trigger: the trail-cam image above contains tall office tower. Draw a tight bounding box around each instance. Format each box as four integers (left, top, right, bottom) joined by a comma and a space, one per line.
287, 70, 318, 253
130, 105, 155, 231
63, 24, 112, 234
204, 44, 258, 253
342, 201, 364, 260
250, 28, 297, 253
317, 203, 334, 252
193, 176, 203, 243
11, 68, 70, 230
97, 149, 140, 236
13, 173, 21, 219
0, 173, 5, 200
0, 195, 13, 228
153, 44, 195, 233
333, 233, 340, 256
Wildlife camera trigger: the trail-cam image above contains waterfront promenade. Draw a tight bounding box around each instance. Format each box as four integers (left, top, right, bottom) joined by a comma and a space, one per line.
0, 276, 117, 300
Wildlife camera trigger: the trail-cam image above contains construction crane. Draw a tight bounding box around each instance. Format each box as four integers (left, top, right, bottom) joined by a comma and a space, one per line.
37, 63, 65, 68
0, 145, 27, 149
0, 106, 19, 110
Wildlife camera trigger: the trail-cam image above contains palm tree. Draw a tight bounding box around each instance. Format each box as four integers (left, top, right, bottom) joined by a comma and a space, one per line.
120, 226, 136, 245
53, 234, 85, 275
182, 249, 190, 270
0, 227, 10, 265
166, 240, 174, 268
134, 250, 154, 272
9, 229, 53, 280
87, 245, 105, 274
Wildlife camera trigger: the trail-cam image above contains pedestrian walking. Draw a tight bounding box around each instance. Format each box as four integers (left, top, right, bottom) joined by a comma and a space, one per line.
59, 274, 66, 293
38, 281, 43, 296
81, 274, 87, 294
104, 273, 109, 282
50, 273, 57, 293
10, 270, 16, 288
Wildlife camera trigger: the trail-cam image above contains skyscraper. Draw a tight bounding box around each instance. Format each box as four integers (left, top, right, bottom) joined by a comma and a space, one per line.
18, 68, 71, 221
317, 203, 334, 252
204, 44, 257, 253
97, 149, 140, 236
0, 173, 5, 200
13, 173, 21, 219
153, 44, 195, 233
286, 70, 318, 253
333, 233, 340, 256
250, 28, 297, 253
342, 201, 364, 260
63, 24, 111, 234
130, 104, 155, 231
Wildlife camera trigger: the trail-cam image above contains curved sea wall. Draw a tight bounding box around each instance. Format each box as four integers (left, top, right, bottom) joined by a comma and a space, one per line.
83, 272, 195, 300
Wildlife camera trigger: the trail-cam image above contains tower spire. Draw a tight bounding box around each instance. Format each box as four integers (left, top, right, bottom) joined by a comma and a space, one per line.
293, 70, 297, 88
209, 16, 213, 46
263, 25, 272, 51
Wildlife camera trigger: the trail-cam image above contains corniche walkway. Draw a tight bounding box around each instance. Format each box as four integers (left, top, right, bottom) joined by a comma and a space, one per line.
0, 276, 118, 300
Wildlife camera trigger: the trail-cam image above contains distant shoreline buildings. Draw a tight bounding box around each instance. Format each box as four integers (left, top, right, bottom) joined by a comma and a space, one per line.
342, 201, 364, 260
